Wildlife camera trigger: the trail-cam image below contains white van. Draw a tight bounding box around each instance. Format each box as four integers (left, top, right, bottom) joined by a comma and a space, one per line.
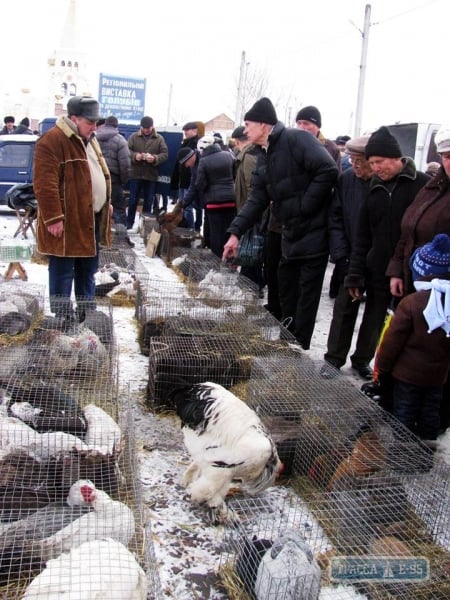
385, 123, 441, 171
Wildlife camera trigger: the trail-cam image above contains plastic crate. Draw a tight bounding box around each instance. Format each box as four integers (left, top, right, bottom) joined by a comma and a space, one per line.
0, 239, 34, 261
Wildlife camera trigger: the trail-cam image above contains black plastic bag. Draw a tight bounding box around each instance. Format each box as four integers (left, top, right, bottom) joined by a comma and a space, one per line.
234, 225, 265, 268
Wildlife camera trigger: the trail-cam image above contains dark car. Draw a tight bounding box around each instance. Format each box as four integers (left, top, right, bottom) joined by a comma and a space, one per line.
0, 134, 38, 205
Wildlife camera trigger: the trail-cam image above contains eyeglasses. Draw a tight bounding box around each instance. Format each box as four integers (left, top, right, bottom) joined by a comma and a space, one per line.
349, 156, 367, 166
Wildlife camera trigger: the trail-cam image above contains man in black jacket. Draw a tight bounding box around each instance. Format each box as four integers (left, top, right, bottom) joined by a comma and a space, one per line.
223, 97, 338, 350
96, 116, 131, 239
170, 122, 202, 230
344, 126, 429, 376
323, 135, 374, 378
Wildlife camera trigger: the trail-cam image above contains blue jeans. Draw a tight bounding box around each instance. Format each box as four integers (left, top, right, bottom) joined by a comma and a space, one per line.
127, 179, 156, 228
393, 378, 443, 440
48, 215, 99, 317
49, 254, 98, 317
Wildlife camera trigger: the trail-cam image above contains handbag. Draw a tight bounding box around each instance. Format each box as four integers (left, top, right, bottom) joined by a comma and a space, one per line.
234, 225, 265, 268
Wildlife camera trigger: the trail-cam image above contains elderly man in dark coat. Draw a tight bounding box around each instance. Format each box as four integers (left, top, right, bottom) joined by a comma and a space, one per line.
223, 97, 338, 350
344, 126, 429, 378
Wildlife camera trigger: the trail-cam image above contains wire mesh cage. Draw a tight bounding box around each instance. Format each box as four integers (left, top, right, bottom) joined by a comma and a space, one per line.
146, 335, 302, 411
220, 481, 450, 600
97, 248, 149, 307
0, 296, 118, 402
147, 336, 252, 410
158, 227, 201, 263
0, 239, 35, 262
136, 277, 266, 355
0, 385, 155, 599
170, 247, 222, 281
0, 281, 44, 343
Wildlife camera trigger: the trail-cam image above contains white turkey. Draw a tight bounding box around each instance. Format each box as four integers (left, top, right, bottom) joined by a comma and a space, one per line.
22, 538, 147, 599
83, 404, 123, 456
38, 479, 136, 558
170, 381, 282, 524
0, 479, 134, 583
255, 530, 321, 600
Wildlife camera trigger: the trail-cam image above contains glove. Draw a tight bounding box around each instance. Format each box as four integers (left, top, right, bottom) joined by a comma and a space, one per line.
333, 257, 350, 284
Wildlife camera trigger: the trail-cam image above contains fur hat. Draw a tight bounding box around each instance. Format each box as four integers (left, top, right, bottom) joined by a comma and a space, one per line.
3, 115, 15, 124
345, 135, 370, 155
435, 126, 450, 153
182, 121, 198, 131
140, 116, 153, 128
295, 105, 322, 128
177, 147, 195, 165
365, 126, 402, 159
244, 97, 277, 125
410, 233, 450, 280
231, 126, 247, 140
67, 96, 100, 121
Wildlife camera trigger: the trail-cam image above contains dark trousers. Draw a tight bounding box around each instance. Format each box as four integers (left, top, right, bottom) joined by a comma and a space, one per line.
205, 207, 236, 258
264, 230, 282, 320
181, 189, 203, 231
278, 254, 329, 350
49, 254, 98, 315
111, 182, 127, 227
352, 286, 392, 365
49, 214, 100, 317
127, 179, 156, 228
325, 284, 388, 367
393, 379, 443, 440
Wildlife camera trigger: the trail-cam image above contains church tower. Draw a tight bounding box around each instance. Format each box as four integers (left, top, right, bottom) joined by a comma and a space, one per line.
47, 0, 92, 115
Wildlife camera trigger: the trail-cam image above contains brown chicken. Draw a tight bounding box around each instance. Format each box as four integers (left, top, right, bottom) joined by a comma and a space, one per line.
327, 431, 387, 491
157, 199, 184, 233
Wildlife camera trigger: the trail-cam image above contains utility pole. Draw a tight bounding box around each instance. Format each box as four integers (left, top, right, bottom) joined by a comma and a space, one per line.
234, 51, 246, 127
353, 4, 371, 137
166, 83, 173, 126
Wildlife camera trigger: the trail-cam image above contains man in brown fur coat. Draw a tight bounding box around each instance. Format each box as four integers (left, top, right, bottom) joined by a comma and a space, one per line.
33, 96, 112, 322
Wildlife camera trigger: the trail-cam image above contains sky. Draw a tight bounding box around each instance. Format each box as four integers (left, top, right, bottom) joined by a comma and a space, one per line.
0, 0, 448, 137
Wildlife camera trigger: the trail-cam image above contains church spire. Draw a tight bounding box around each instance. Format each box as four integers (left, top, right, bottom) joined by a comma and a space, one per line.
47, 0, 92, 114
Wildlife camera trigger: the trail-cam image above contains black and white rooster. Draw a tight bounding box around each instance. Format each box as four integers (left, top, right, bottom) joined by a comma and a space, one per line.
171, 381, 282, 524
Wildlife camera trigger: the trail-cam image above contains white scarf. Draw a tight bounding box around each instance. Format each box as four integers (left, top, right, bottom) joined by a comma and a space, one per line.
414, 278, 450, 337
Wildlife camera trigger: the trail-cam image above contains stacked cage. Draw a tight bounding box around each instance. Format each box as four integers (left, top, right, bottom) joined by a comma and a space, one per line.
0, 300, 159, 599
98, 247, 149, 308
221, 353, 450, 599
141, 279, 299, 409
0, 296, 118, 403
159, 227, 201, 263
137, 275, 263, 356
170, 246, 222, 282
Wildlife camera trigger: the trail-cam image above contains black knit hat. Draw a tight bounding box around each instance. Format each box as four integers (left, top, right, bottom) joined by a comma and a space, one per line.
177, 147, 195, 165
244, 97, 277, 125
295, 105, 322, 128
365, 126, 402, 159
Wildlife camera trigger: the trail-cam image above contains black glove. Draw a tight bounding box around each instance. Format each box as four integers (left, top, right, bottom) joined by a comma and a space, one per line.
334, 257, 350, 283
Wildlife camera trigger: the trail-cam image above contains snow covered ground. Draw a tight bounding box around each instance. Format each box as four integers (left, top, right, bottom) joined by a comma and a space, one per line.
0, 208, 448, 600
